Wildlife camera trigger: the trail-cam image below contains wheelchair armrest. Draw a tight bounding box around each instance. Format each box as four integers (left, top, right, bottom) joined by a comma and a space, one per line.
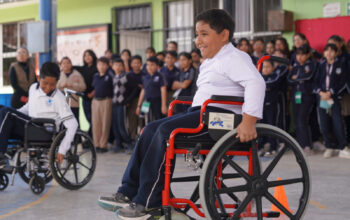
29, 118, 56, 125
176, 96, 193, 102
210, 95, 244, 103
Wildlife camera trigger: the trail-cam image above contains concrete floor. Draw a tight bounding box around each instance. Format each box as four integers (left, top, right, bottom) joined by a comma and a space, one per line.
1, 151, 350, 220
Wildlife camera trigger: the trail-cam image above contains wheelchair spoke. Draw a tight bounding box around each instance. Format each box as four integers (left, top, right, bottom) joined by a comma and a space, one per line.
77, 161, 91, 171
73, 164, 79, 183
264, 191, 293, 218
223, 155, 251, 181
262, 146, 287, 179
60, 162, 72, 178
214, 185, 227, 216
268, 178, 304, 188
255, 195, 263, 220
221, 182, 241, 203
78, 150, 90, 157
251, 139, 261, 177
230, 192, 254, 220
216, 184, 249, 194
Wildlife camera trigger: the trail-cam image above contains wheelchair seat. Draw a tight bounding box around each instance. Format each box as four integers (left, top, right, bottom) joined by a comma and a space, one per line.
25, 118, 57, 142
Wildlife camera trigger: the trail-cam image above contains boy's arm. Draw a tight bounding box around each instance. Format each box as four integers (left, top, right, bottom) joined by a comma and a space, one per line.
56, 117, 78, 163
161, 86, 167, 115
136, 89, 145, 115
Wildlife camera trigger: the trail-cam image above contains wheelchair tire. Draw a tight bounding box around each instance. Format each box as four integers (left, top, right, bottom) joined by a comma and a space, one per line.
16, 149, 53, 184
199, 124, 310, 220
49, 129, 96, 190
0, 172, 9, 191
29, 175, 45, 195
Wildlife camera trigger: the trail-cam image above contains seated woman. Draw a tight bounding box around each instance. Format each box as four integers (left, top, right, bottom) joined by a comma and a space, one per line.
0, 62, 78, 166
98, 9, 266, 220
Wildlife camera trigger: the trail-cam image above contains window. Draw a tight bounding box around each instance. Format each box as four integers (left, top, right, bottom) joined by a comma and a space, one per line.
0, 22, 29, 87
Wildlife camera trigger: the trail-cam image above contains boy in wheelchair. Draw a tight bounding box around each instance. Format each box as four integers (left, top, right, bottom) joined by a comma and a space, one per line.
98, 9, 266, 220
0, 62, 78, 166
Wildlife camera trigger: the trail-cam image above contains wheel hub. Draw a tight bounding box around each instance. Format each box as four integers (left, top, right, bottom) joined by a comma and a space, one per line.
252, 178, 267, 195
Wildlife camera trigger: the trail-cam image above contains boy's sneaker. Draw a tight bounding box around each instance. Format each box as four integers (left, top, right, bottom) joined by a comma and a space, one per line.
303, 147, 314, 156
323, 149, 336, 158
98, 192, 131, 212
116, 203, 149, 219
339, 147, 350, 159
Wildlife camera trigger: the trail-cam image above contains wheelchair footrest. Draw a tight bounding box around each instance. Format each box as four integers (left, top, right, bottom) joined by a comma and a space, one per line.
265, 211, 280, 218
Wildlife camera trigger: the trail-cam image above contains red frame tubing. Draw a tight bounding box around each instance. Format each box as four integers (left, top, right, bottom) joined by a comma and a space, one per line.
256, 55, 271, 72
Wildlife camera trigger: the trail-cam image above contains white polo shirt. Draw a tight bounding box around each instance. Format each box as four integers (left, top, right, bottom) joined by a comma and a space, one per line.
192, 43, 266, 119
19, 83, 78, 155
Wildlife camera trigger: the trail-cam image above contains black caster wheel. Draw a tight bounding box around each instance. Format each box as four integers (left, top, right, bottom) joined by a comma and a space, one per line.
0, 172, 9, 191
29, 175, 46, 195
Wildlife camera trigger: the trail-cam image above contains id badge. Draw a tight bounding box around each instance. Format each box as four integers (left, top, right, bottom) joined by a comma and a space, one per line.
141, 101, 150, 113
295, 91, 302, 104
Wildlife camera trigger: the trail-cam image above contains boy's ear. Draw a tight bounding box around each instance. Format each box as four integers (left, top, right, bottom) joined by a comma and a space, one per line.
220, 29, 230, 43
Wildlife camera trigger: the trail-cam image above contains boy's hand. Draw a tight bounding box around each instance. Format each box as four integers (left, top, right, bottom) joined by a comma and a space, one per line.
291, 74, 297, 80
56, 153, 65, 164
236, 114, 258, 143
161, 105, 168, 115
136, 107, 141, 116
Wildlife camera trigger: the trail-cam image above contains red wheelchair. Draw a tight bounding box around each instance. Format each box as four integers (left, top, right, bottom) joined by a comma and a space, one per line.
159, 56, 310, 220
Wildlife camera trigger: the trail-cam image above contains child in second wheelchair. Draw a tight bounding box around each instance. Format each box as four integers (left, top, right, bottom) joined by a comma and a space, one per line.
0, 62, 78, 166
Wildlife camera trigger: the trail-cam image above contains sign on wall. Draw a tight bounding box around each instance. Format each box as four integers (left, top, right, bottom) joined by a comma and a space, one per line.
347, 2, 350, 15
323, 2, 341, 17
57, 26, 107, 66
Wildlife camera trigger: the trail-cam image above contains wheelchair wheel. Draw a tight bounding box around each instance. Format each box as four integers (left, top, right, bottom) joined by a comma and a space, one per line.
49, 129, 96, 190
16, 149, 53, 184
199, 124, 310, 220
29, 175, 45, 195
0, 172, 9, 191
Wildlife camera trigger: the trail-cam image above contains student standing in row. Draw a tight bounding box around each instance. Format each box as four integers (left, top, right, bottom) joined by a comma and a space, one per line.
127, 55, 146, 141
159, 50, 179, 105
136, 57, 167, 122
111, 59, 137, 154
315, 44, 350, 158
91, 57, 113, 153
287, 45, 318, 155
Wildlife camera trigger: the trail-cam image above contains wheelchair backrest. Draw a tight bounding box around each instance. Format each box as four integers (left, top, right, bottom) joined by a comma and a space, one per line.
26, 122, 56, 142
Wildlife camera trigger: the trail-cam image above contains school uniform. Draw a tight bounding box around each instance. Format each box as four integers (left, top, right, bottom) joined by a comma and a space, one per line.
91, 72, 113, 149
127, 70, 146, 140
287, 59, 318, 148
142, 72, 167, 121
0, 83, 78, 155
159, 66, 180, 105
173, 66, 195, 112
275, 64, 289, 131
112, 72, 138, 151
261, 71, 282, 151
117, 43, 265, 208
315, 58, 347, 150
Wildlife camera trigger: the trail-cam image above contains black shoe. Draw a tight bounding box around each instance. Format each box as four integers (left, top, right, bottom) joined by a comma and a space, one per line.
99, 148, 108, 153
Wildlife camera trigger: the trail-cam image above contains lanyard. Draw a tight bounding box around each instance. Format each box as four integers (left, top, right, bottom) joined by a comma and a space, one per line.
326, 64, 333, 91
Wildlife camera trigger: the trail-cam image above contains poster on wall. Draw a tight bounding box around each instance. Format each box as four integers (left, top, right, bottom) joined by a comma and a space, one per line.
323, 2, 341, 17
57, 26, 107, 66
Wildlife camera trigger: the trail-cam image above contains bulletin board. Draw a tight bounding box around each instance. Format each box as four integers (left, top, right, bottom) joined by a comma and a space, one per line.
295, 16, 350, 53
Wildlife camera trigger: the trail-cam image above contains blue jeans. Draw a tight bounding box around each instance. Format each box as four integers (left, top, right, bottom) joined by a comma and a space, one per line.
117, 106, 232, 208
112, 105, 132, 149
317, 99, 346, 150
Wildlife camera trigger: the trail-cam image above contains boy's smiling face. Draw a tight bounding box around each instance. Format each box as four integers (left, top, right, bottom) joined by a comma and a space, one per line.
195, 21, 229, 59
40, 76, 57, 95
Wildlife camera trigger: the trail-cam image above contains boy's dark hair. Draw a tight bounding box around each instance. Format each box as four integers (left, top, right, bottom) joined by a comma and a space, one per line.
238, 38, 250, 46
255, 38, 265, 44
131, 55, 143, 63
83, 49, 97, 66
167, 41, 178, 49
146, 47, 156, 54
324, 43, 338, 53
191, 48, 201, 57
40, 62, 60, 80
121, 49, 132, 57
179, 52, 192, 60
157, 51, 165, 57
165, 50, 178, 58
112, 58, 125, 66
97, 56, 110, 65
60, 56, 72, 64
147, 56, 159, 66
296, 44, 311, 55
111, 53, 121, 60
263, 59, 274, 66
196, 9, 235, 41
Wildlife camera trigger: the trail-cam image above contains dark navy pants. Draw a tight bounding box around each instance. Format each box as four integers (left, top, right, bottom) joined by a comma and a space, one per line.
112, 105, 132, 149
82, 98, 92, 136
292, 95, 314, 148
148, 97, 162, 122
317, 99, 346, 150
261, 102, 278, 151
0, 106, 31, 153
117, 106, 230, 208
